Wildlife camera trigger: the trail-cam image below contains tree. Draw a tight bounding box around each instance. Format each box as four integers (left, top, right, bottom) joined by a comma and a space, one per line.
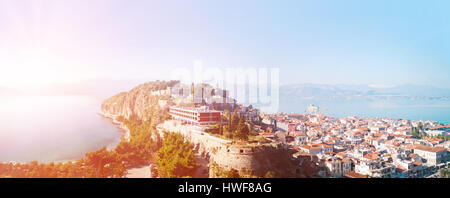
418, 122, 424, 133
264, 171, 277, 178
113, 163, 126, 178
219, 122, 223, 135
225, 168, 240, 178
0, 81, 179, 178
439, 169, 450, 178
236, 116, 249, 141
223, 109, 230, 122
410, 127, 422, 139
229, 109, 239, 132
156, 132, 197, 178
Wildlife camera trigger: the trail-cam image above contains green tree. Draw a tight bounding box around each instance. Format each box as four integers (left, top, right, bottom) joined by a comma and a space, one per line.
264, 171, 277, 178
229, 109, 239, 132
236, 116, 249, 141
410, 127, 422, 139
418, 122, 424, 132
225, 168, 240, 178
223, 109, 230, 122
439, 169, 450, 178
156, 132, 197, 178
219, 122, 223, 135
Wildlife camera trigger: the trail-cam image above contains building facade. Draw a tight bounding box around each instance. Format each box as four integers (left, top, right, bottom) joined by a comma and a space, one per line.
413, 145, 448, 166
169, 106, 221, 126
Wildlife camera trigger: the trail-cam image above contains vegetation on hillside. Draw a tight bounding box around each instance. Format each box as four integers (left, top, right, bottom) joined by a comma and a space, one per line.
156, 132, 197, 178
0, 81, 184, 178
0, 109, 164, 178
206, 108, 255, 142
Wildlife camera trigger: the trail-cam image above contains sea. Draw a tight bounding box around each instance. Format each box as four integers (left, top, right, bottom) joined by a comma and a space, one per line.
0, 95, 449, 163
279, 97, 450, 124
0, 95, 122, 163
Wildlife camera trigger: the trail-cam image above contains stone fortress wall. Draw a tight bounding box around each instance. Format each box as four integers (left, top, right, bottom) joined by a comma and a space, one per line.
101, 82, 298, 178
157, 120, 296, 177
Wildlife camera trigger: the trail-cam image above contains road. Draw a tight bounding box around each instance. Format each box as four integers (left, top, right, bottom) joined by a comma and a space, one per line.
126, 166, 151, 178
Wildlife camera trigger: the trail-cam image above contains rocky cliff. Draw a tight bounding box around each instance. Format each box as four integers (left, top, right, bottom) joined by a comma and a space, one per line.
100, 81, 177, 120
102, 80, 300, 178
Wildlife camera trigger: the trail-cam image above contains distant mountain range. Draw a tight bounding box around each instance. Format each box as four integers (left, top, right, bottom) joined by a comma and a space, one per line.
2, 81, 450, 101
280, 84, 450, 99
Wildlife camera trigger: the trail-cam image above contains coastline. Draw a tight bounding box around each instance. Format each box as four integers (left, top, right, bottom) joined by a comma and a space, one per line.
98, 111, 131, 146
1, 111, 131, 165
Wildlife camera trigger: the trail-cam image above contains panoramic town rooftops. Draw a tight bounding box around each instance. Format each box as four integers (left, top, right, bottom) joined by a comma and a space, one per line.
413, 145, 446, 153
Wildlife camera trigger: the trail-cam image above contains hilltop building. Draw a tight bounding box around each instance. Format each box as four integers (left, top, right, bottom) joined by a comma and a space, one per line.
169, 106, 221, 126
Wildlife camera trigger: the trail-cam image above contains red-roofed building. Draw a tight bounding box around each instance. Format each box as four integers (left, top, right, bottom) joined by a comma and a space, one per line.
413, 145, 448, 166
345, 171, 366, 178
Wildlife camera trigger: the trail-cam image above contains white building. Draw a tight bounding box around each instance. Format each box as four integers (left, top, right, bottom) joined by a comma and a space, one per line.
413, 145, 448, 166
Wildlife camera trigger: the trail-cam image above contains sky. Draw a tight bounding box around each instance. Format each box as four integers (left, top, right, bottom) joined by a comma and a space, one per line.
0, 0, 449, 89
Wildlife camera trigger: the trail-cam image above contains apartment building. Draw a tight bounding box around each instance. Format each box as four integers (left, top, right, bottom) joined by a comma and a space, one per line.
413, 145, 448, 166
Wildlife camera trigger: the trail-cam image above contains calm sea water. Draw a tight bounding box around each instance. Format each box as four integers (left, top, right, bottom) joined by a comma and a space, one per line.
1, 95, 448, 163
0, 96, 122, 163
279, 97, 450, 124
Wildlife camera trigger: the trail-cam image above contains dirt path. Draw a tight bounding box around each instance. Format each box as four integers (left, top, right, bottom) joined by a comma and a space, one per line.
194, 154, 210, 178
126, 166, 151, 178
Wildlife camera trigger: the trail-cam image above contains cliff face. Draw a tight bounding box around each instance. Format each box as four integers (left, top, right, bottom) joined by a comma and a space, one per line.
100, 81, 175, 120
103, 81, 298, 178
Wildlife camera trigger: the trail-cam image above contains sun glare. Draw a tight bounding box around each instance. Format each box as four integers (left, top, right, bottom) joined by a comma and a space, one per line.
0, 47, 87, 90
0, 1, 86, 89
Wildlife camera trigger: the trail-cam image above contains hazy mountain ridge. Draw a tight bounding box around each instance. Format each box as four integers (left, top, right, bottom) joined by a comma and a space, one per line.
280, 84, 450, 99
2, 82, 450, 100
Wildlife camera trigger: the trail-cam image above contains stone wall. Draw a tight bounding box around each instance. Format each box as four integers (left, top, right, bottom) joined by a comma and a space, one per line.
158, 120, 297, 178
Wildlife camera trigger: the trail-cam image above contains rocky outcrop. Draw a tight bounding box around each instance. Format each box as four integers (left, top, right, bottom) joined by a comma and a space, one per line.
102, 81, 299, 178
100, 81, 177, 120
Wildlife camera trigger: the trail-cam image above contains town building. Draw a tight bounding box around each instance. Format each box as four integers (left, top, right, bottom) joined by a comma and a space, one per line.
169, 106, 221, 126
413, 145, 448, 166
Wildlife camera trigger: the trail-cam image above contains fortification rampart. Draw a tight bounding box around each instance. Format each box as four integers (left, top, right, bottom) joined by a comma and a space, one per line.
157, 120, 296, 177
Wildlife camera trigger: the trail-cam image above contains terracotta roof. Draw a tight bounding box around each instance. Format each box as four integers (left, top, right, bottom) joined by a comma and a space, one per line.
299, 145, 311, 150
429, 125, 450, 130
336, 152, 345, 157
363, 153, 380, 160
414, 145, 446, 153
345, 171, 366, 178
342, 158, 351, 163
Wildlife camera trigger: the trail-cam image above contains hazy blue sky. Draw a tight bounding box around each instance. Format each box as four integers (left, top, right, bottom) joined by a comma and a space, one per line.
1, 0, 449, 88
